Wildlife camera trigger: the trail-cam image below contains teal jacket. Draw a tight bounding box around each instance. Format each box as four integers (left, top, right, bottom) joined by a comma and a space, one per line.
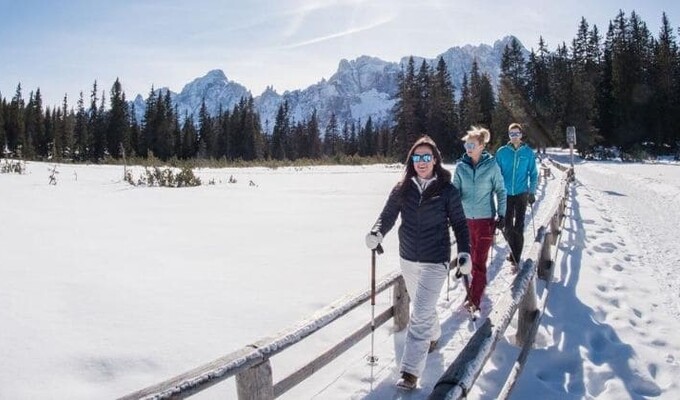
453, 152, 507, 219
495, 142, 538, 196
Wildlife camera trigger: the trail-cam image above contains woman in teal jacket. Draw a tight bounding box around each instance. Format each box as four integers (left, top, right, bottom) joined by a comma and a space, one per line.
453, 126, 506, 312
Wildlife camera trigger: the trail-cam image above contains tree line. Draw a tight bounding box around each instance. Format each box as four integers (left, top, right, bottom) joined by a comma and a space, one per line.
1, 10, 678, 164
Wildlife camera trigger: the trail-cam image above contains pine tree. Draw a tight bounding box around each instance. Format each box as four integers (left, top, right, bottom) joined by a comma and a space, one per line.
128, 103, 140, 157
181, 113, 198, 159
0, 95, 5, 155
324, 112, 340, 156
650, 13, 679, 151
307, 109, 322, 159
358, 117, 375, 156
458, 74, 471, 135
140, 86, 157, 157
569, 18, 601, 153
22, 88, 45, 159
62, 95, 75, 160
392, 57, 420, 158
197, 99, 213, 159
271, 101, 290, 160
88, 81, 105, 161
426, 57, 457, 160
107, 78, 129, 158
7, 84, 25, 157
493, 39, 530, 147
526, 37, 553, 149
73, 92, 90, 160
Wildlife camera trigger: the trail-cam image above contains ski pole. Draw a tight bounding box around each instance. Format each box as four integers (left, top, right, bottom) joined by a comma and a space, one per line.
530, 202, 536, 238
367, 243, 383, 365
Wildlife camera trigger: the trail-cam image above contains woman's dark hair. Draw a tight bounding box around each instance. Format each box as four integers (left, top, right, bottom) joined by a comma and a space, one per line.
401, 135, 451, 185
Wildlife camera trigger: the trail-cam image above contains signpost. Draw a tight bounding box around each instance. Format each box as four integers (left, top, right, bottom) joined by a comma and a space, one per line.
566, 126, 576, 167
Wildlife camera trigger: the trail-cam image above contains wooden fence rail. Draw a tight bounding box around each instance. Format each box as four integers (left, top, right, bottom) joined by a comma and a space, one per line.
119, 271, 409, 400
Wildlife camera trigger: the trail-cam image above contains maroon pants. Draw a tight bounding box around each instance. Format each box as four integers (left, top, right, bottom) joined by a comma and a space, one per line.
466, 218, 495, 308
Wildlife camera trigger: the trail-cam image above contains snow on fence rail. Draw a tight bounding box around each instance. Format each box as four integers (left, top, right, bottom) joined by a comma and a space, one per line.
119, 270, 409, 400
120, 163, 573, 400
429, 163, 573, 400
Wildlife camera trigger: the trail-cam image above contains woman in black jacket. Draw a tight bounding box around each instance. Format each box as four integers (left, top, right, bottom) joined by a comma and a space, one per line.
365, 135, 471, 390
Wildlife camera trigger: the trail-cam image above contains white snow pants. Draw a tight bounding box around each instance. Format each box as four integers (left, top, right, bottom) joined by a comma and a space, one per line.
399, 258, 447, 377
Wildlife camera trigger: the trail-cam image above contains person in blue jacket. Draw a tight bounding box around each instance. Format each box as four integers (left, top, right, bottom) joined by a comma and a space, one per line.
453, 126, 506, 312
495, 123, 538, 270
365, 135, 470, 391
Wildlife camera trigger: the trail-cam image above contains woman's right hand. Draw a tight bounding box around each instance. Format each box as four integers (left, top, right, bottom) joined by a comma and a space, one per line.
365, 232, 383, 250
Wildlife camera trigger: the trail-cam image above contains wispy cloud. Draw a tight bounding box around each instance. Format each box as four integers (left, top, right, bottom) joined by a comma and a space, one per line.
279, 16, 393, 49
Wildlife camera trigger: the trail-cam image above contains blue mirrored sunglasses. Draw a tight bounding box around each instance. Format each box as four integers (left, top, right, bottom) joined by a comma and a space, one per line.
463, 142, 477, 150
411, 153, 433, 163
508, 131, 522, 137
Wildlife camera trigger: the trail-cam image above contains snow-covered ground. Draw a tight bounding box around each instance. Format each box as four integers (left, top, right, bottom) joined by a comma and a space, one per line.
1, 150, 679, 399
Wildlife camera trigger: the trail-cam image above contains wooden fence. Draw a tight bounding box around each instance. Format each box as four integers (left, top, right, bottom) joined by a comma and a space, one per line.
429, 163, 573, 399
119, 271, 410, 400
121, 164, 573, 400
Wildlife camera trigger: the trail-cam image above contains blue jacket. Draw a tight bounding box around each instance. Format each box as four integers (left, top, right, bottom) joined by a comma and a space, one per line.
453, 152, 507, 219
495, 142, 538, 196
371, 175, 470, 263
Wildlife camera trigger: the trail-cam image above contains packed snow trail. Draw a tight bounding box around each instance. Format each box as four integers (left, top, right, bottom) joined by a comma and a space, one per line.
472, 151, 680, 400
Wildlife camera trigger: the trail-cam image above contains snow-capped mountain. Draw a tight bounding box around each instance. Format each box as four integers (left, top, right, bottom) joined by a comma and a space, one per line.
131, 36, 528, 133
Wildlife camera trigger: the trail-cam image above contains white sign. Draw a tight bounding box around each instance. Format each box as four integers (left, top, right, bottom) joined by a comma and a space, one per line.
566, 126, 576, 145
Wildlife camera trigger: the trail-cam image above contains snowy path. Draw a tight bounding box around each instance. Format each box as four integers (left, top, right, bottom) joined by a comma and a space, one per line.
473, 153, 680, 400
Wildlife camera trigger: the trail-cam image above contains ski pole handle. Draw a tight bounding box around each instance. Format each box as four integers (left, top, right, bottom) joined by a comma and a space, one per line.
375, 243, 384, 255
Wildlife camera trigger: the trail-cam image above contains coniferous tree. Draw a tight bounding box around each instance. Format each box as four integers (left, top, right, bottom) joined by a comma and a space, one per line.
415, 60, 430, 135
52, 103, 64, 160
426, 57, 457, 160
180, 113, 197, 159
569, 18, 601, 153
271, 101, 290, 160
358, 117, 376, 156
493, 38, 530, 147
61, 95, 75, 160
7, 84, 25, 157
107, 78, 129, 158
0, 95, 5, 154
139, 86, 157, 157
73, 92, 90, 160
650, 13, 679, 150
23, 90, 42, 159
478, 74, 495, 131
324, 112, 340, 156
458, 74, 471, 135
392, 57, 420, 158
526, 37, 554, 150
307, 109, 322, 159
88, 82, 105, 161
197, 99, 213, 159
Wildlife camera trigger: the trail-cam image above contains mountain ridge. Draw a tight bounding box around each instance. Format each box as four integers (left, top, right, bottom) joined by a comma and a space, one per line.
132, 36, 529, 132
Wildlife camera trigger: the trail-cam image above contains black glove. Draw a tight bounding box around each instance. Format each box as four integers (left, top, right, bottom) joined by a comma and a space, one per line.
495, 215, 505, 231
528, 193, 536, 204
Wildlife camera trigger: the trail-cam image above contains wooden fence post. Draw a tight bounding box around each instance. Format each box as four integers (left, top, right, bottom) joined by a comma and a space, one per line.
515, 277, 538, 347
236, 359, 274, 400
393, 276, 410, 332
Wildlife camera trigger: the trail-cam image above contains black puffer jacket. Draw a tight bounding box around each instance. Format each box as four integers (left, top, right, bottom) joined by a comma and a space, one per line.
371, 176, 470, 263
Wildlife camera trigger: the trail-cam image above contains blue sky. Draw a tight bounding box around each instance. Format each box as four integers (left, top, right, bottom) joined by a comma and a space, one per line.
1, 0, 678, 108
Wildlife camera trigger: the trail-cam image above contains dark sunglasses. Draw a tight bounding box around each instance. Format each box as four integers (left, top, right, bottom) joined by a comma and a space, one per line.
411, 153, 433, 163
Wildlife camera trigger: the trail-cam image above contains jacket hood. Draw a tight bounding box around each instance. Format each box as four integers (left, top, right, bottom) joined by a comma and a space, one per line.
461, 151, 493, 166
